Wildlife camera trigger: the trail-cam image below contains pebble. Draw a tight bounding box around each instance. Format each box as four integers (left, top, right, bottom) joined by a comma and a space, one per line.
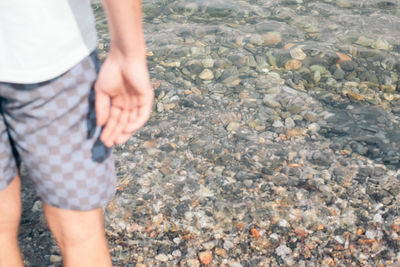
202, 241, 216, 250
198, 251, 213, 265
356, 36, 374, 47
333, 68, 345, 80
49, 255, 62, 263
156, 102, 164, 112
191, 87, 202, 95
309, 65, 326, 74
275, 245, 292, 257
365, 230, 377, 239
201, 58, 214, 68
374, 214, 383, 224
226, 121, 241, 131
303, 112, 318, 122
32, 200, 43, 213
214, 248, 228, 257
155, 254, 169, 262
172, 250, 182, 258
308, 122, 320, 132
263, 95, 282, 108
290, 46, 307, 60
273, 120, 284, 128
270, 233, 279, 240
223, 240, 235, 251
285, 117, 296, 129
173, 237, 181, 245
263, 32, 282, 45
199, 69, 214, 80
278, 219, 290, 228
285, 59, 302, 70
186, 259, 201, 267
337, 0, 352, 8
313, 70, 321, 83
191, 47, 205, 56
250, 34, 263, 46
372, 38, 391, 50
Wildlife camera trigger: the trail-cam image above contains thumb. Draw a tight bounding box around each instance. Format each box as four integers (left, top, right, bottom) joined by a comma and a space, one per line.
95, 86, 111, 127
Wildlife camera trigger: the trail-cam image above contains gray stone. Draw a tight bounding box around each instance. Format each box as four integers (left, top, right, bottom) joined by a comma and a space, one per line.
285, 117, 295, 129
334, 69, 345, 80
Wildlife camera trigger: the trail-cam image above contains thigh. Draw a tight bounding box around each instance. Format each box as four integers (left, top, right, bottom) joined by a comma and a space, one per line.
1, 52, 117, 211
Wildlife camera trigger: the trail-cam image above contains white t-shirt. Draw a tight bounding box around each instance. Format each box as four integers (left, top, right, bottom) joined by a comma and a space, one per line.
0, 0, 97, 83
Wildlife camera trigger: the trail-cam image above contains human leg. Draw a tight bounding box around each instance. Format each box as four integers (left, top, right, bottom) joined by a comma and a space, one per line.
0, 175, 23, 267
43, 203, 111, 267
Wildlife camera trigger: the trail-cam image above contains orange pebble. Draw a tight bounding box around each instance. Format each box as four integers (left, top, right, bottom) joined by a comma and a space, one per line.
336, 52, 352, 64
198, 251, 213, 265
251, 228, 260, 239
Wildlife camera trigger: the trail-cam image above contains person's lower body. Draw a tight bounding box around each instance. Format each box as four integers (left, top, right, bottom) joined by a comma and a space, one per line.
0, 51, 116, 267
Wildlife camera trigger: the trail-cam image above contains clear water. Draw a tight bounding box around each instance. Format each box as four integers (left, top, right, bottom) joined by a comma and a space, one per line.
93, 0, 400, 167
139, 0, 400, 66
95, 0, 400, 91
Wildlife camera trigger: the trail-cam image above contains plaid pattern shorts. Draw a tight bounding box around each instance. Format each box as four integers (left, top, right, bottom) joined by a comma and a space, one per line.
0, 52, 116, 210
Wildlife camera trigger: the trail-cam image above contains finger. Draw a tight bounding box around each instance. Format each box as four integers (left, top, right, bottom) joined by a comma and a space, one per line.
125, 102, 152, 133
100, 106, 121, 147
114, 132, 132, 145
123, 104, 139, 132
108, 108, 130, 145
95, 87, 111, 126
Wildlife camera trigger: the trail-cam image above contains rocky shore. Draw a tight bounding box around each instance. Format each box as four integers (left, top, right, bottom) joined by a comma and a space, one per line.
19, 0, 400, 266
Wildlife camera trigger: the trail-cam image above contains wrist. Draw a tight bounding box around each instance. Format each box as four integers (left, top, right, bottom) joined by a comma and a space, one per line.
109, 42, 147, 61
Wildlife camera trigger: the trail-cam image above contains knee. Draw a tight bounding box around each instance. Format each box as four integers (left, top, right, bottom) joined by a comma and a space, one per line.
43, 203, 104, 248
0, 201, 21, 235
0, 177, 21, 235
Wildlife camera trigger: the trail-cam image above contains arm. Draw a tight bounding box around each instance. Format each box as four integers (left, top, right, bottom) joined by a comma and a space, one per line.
95, 0, 154, 147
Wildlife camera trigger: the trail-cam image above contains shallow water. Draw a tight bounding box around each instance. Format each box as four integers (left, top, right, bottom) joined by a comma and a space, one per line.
94, 0, 400, 167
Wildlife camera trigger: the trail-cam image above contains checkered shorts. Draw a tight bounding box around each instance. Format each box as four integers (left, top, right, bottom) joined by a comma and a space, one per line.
0, 52, 116, 210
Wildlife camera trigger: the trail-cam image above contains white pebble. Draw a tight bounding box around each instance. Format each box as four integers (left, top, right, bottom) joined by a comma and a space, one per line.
365, 230, 377, 239
334, 236, 345, 244
308, 122, 320, 132
270, 233, 279, 240
32, 200, 43, 212
156, 102, 164, 112
223, 240, 234, 250
273, 120, 284, 128
155, 254, 168, 262
285, 117, 296, 129
199, 69, 214, 80
373, 213, 383, 223
172, 249, 182, 258
275, 244, 292, 257
278, 219, 290, 228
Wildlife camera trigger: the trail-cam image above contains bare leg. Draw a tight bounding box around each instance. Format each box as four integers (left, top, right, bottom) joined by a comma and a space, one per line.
0, 175, 23, 267
43, 203, 111, 267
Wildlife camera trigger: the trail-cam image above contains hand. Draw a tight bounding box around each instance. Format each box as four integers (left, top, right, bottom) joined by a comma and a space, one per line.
95, 49, 154, 147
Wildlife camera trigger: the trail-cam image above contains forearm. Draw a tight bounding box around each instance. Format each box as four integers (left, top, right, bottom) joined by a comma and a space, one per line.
103, 0, 146, 61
